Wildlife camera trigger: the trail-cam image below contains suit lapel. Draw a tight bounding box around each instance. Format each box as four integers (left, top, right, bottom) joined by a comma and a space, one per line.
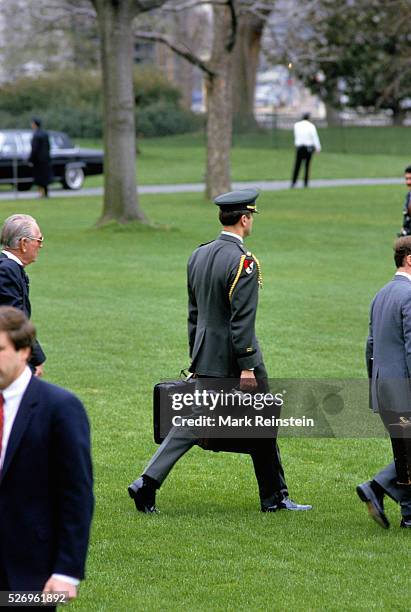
0, 376, 38, 485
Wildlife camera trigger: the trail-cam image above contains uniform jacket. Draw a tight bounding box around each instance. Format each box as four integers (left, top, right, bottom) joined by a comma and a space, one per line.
0, 375, 94, 590
366, 274, 411, 413
188, 233, 264, 377
0, 253, 46, 367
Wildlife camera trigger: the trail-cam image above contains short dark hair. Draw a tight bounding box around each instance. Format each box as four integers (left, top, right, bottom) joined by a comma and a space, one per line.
0, 307, 35, 351
219, 210, 251, 226
302, 112, 310, 120
31, 117, 42, 128
394, 236, 411, 268
405, 165, 411, 174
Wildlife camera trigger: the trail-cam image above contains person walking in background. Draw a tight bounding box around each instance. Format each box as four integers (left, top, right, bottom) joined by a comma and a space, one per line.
0, 214, 46, 376
290, 112, 321, 188
397, 165, 411, 236
29, 117, 52, 198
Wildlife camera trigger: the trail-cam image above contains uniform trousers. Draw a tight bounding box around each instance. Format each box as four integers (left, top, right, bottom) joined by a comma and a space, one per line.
144, 376, 288, 502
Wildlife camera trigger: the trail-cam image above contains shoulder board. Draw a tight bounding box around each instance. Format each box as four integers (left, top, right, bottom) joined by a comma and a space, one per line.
198, 239, 215, 247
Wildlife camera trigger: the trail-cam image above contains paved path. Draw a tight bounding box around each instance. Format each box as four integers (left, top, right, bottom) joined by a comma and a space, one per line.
0, 176, 403, 201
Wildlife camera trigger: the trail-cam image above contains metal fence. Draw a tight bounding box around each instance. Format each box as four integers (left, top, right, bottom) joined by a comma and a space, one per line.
247, 112, 411, 156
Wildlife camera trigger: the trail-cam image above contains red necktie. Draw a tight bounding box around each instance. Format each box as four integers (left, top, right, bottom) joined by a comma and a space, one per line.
0, 394, 4, 463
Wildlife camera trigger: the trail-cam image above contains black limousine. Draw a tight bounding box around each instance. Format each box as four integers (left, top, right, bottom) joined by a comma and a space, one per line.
0, 130, 104, 191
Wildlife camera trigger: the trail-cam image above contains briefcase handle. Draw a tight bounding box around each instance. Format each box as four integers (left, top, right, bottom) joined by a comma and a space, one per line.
180, 368, 194, 380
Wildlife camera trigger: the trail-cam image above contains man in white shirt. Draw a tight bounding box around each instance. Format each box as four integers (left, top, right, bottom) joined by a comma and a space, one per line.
291, 113, 321, 188
0, 307, 93, 605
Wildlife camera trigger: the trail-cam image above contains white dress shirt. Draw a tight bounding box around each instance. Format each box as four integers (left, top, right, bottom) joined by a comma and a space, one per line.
1, 249, 24, 266
293, 120, 321, 152
395, 271, 411, 282
221, 231, 243, 243
0, 366, 79, 587
0, 366, 31, 470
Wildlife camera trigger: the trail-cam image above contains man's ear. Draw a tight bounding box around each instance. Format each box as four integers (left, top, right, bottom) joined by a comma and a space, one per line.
19, 346, 31, 363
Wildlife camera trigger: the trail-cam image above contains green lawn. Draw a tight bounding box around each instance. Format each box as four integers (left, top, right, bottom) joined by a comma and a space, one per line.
4, 184, 408, 611
76, 130, 411, 189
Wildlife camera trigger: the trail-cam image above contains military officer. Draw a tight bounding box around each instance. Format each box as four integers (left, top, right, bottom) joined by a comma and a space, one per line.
128, 189, 311, 514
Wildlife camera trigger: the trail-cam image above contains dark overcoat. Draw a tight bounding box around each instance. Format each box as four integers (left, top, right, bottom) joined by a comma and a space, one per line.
29, 129, 52, 187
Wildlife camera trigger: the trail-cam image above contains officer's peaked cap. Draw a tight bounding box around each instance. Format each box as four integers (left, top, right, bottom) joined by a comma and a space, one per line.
214, 188, 260, 213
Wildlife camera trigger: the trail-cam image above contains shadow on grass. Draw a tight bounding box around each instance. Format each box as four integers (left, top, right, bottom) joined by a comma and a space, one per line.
88, 220, 180, 235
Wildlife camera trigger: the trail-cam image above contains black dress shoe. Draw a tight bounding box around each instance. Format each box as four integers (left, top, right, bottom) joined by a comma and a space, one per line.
400, 516, 411, 528
261, 495, 312, 512
128, 476, 158, 513
261, 502, 278, 513
278, 496, 312, 511
356, 481, 389, 529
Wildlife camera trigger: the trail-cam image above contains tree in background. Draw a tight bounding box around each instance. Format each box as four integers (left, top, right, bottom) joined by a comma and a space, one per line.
231, 0, 274, 132
91, 0, 167, 225
136, 0, 237, 198
266, 0, 411, 125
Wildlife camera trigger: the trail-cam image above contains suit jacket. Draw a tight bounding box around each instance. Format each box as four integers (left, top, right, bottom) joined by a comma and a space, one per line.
366, 274, 411, 413
0, 253, 46, 367
187, 233, 265, 377
0, 375, 94, 590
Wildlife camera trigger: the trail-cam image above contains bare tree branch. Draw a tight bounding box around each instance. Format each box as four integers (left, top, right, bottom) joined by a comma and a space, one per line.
134, 30, 216, 77
135, 0, 169, 11
162, 0, 225, 10
226, 0, 237, 52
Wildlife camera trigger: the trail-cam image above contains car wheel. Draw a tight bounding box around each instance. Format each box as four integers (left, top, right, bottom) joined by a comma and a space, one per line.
16, 182, 33, 191
62, 165, 84, 190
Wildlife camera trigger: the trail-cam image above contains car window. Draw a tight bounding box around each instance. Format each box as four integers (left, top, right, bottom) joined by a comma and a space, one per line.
20, 132, 33, 154
50, 133, 73, 149
0, 133, 18, 155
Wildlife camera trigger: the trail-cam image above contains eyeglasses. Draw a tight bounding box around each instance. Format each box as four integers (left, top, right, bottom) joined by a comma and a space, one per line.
25, 235, 44, 244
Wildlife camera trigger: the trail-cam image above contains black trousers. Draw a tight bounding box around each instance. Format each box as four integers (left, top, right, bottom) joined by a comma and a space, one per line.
291, 146, 314, 187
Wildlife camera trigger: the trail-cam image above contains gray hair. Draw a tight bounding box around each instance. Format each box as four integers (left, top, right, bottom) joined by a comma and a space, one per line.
0, 214, 38, 248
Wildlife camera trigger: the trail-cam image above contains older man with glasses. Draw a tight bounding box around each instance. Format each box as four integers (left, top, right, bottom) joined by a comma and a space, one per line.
0, 214, 46, 376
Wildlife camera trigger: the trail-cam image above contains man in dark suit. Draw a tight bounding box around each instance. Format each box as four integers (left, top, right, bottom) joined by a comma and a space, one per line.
128, 189, 311, 514
397, 165, 411, 236
357, 236, 411, 529
0, 213, 46, 376
0, 306, 94, 602
29, 117, 52, 198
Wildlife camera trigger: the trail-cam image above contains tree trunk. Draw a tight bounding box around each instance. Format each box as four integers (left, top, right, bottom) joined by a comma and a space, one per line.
93, 0, 147, 225
231, 12, 267, 133
325, 102, 341, 126
205, 4, 234, 199
392, 107, 406, 126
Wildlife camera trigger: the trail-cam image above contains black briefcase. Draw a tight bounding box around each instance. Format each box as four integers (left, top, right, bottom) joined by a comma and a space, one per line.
389, 417, 411, 486
153, 377, 258, 453
153, 378, 196, 444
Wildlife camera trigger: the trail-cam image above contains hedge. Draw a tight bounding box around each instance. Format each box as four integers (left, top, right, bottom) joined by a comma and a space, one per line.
0, 67, 204, 138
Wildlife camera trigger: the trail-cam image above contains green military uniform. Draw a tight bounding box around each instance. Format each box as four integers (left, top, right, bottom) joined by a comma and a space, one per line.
188, 233, 264, 377
128, 189, 315, 513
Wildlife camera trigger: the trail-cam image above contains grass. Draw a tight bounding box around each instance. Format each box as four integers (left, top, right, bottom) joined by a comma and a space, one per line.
4, 183, 408, 610
74, 130, 411, 189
